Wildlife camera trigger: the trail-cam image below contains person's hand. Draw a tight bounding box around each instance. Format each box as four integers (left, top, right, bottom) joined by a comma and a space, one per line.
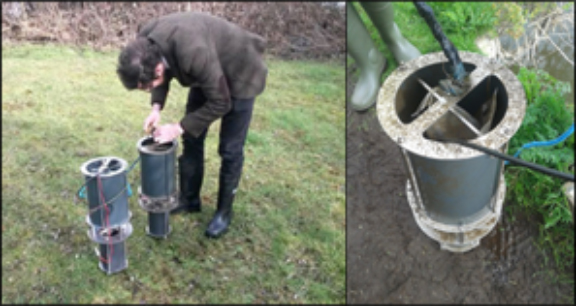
143, 103, 162, 133
153, 123, 184, 143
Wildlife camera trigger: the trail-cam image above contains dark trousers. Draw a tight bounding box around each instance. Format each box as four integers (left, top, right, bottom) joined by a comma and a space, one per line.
179, 87, 254, 209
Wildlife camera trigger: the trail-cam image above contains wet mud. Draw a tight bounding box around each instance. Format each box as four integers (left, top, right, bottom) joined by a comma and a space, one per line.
346, 71, 574, 303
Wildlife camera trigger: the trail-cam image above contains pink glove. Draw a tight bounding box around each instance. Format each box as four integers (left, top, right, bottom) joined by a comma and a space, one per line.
143, 103, 162, 133
153, 123, 184, 143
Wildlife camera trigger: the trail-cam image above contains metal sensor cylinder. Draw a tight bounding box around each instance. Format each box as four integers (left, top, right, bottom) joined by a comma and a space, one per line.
377, 52, 526, 252
80, 156, 130, 228
137, 137, 179, 239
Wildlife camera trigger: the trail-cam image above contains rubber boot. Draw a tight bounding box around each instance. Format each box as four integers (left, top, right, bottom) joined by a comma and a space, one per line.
360, 2, 421, 65
347, 3, 387, 112
171, 156, 202, 214
205, 175, 237, 238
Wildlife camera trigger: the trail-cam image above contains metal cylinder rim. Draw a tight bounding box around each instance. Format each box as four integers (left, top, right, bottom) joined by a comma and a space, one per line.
376, 51, 526, 160
80, 156, 128, 178
136, 136, 178, 156
85, 211, 133, 229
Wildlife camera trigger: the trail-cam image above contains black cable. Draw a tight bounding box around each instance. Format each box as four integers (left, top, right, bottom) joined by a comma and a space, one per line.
434, 138, 575, 182
127, 155, 141, 173
413, 1, 467, 82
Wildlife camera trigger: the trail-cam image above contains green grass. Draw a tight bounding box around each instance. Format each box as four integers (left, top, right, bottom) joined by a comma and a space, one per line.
505, 67, 574, 285
2, 43, 345, 304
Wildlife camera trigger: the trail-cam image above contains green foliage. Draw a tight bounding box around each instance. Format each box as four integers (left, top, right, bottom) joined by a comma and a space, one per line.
521, 2, 563, 20
506, 67, 574, 273
492, 2, 526, 38
427, 2, 498, 37
492, 2, 571, 39
560, 2, 574, 11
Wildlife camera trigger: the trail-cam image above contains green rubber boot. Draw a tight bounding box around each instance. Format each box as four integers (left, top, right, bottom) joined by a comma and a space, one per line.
347, 3, 386, 111
360, 2, 421, 64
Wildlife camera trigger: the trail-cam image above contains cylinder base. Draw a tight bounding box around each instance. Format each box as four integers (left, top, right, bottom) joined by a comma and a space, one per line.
406, 175, 505, 253
95, 241, 129, 275
146, 211, 172, 239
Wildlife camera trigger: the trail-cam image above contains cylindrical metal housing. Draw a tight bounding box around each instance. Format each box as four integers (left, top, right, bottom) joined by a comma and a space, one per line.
377, 52, 526, 252
80, 156, 130, 227
137, 137, 177, 198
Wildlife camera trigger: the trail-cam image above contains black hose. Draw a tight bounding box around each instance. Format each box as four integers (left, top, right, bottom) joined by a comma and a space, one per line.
434, 138, 575, 181
413, 1, 467, 82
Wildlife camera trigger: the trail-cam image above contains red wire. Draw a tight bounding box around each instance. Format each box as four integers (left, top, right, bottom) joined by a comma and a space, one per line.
96, 174, 113, 267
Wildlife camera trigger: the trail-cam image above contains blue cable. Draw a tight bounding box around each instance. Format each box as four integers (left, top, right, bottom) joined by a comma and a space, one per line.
78, 185, 87, 199
78, 182, 133, 199
505, 122, 574, 165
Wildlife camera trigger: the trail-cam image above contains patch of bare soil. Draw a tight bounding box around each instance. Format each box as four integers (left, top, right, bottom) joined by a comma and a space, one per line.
346, 65, 574, 304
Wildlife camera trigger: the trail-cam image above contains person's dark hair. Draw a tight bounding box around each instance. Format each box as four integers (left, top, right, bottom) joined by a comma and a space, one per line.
116, 37, 163, 90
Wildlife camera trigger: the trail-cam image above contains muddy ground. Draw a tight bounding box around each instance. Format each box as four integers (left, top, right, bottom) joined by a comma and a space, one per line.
346, 66, 574, 304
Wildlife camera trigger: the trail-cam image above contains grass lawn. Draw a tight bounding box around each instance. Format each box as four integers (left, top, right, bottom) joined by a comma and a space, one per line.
2, 43, 345, 303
